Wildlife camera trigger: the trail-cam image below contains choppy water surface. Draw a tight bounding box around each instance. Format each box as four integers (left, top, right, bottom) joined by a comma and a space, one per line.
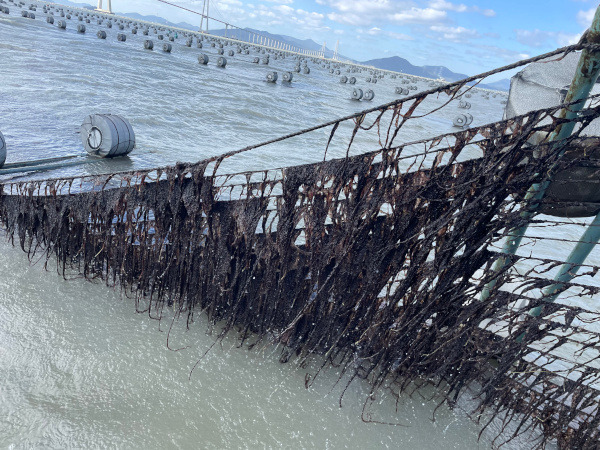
0, 3, 573, 449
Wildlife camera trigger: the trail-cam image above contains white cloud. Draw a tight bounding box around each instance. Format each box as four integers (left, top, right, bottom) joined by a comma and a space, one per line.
391, 7, 446, 24
577, 8, 596, 27
515, 29, 581, 48
430, 24, 480, 41
429, 0, 467, 13
262, 0, 293, 4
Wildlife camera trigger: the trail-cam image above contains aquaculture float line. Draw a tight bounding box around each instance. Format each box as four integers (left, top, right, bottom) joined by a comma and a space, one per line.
2, 42, 600, 449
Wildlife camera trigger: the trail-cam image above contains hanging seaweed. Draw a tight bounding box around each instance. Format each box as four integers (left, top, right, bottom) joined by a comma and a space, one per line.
2, 43, 600, 449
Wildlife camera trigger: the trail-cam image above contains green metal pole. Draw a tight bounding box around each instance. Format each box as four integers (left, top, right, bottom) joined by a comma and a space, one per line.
480, 5, 600, 301
529, 212, 600, 316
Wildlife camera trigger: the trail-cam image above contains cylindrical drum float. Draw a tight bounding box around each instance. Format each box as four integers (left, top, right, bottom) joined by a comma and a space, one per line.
340, 75, 347, 83
363, 89, 375, 101
198, 54, 209, 65
351, 88, 363, 100
46, 15, 54, 23
266, 71, 278, 83
77, 24, 85, 33
144, 39, 154, 50
117, 33, 126, 41
57, 19, 66, 29
163, 43, 172, 52
80, 114, 135, 158
216, 56, 227, 68
303, 66, 310, 74
217, 48, 224, 55
282, 72, 293, 82
97, 30, 106, 39
452, 113, 473, 128
349, 77, 356, 84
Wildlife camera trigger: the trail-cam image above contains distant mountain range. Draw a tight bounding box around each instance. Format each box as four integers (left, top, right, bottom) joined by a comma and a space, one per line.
362, 56, 510, 91
55, 1, 510, 91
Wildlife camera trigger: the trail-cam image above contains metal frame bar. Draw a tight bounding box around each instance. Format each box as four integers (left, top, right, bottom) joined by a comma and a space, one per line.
480, 5, 600, 303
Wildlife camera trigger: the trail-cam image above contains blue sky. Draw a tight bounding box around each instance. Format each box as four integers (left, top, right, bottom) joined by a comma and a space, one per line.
81, 0, 597, 78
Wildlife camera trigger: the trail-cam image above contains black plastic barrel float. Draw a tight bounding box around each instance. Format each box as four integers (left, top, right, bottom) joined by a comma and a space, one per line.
252, 57, 259, 64
117, 33, 126, 41
266, 71, 278, 83
57, 19, 66, 29
106, 21, 111, 28
163, 43, 172, 53
157, 34, 163, 40
349, 76, 356, 84
198, 53, 208, 65
97, 29, 106, 39
185, 38, 192, 47
143, 29, 149, 35
459, 100, 471, 109
340, 75, 348, 83
227, 50, 234, 56
351, 88, 363, 100
20, 9, 27, 17
119, 24, 124, 30
46, 15, 53, 23
132, 28, 137, 34
78, 14, 82, 21
144, 39, 153, 50
27, 11, 34, 19
77, 24, 85, 33
303, 66, 310, 74
261, 56, 269, 65
282, 72, 293, 82
216, 56, 227, 68
363, 89, 375, 101
217, 48, 224, 55
0, 130, 6, 169
80, 114, 135, 158
371, 78, 377, 84
169, 36, 174, 42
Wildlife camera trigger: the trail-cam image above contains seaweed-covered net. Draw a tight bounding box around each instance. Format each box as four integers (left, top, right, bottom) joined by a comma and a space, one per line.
3, 44, 600, 449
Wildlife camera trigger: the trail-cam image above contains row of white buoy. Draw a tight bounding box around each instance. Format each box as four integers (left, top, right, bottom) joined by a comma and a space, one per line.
30, 4, 310, 75
265, 71, 293, 83
351, 88, 375, 101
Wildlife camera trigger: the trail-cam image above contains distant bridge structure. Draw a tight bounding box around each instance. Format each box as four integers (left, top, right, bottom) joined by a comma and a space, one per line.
96, 0, 112, 14
156, 0, 337, 58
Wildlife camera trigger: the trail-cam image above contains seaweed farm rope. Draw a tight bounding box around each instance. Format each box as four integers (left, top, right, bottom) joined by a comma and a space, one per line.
2, 43, 600, 449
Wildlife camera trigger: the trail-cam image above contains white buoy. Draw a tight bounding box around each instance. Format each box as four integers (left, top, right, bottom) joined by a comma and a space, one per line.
266, 71, 278, 83
363, 89, 375, 101
80, 114, 135, 157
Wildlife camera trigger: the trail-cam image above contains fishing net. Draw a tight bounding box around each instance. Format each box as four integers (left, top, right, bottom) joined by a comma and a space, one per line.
2, 43, 600, 449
